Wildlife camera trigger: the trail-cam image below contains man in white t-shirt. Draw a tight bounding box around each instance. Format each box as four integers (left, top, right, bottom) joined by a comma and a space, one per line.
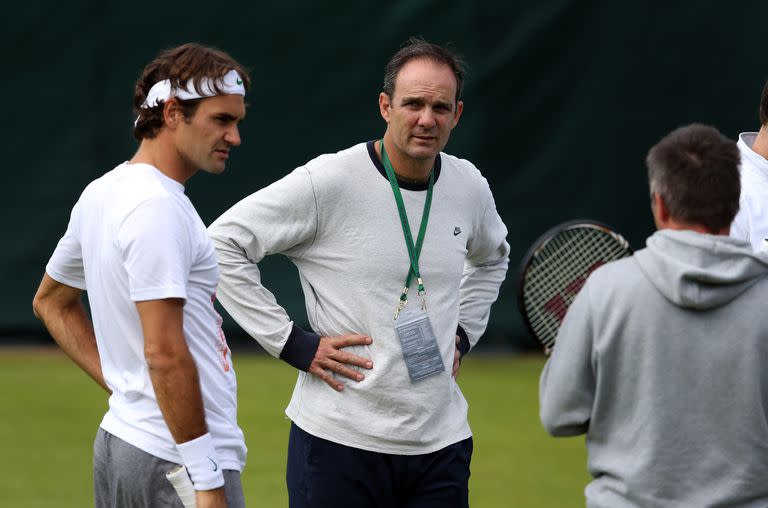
32, 43, 250, 508
730, 80, 768, 252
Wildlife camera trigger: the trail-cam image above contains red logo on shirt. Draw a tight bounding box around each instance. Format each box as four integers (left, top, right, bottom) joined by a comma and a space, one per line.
211, 292, 230, 372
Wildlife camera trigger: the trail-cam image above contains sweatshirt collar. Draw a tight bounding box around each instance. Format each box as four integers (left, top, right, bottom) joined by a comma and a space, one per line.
366, 140, 442, 191
738, 133, 768, 181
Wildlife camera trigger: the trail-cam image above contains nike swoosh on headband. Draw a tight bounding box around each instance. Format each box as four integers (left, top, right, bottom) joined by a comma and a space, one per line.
141, 69, 245, 109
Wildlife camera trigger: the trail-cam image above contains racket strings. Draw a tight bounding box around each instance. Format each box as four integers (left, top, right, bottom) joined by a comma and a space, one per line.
523, 227, 630, 347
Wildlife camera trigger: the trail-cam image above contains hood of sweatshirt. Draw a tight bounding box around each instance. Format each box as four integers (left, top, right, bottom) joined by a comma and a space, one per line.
634, 229, 768, 309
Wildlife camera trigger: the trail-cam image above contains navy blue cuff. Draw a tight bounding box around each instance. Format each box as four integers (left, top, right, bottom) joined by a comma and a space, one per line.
279, 325, 321, 371
456, 325, 471, 359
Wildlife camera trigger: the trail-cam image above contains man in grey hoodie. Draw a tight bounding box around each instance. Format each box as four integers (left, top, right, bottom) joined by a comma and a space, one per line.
539, 123, 768, 507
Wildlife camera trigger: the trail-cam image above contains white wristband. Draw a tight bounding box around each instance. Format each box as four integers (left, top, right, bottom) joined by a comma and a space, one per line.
176, 433, 224, 490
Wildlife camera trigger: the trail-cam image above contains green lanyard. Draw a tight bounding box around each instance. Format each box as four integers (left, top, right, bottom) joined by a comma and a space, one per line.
380, 140, 434, 317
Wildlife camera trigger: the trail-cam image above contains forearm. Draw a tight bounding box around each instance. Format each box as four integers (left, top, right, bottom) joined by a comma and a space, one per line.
211, 234, 304, 358
34, 298, 109, 393
150, 356, 224, 493
146, 346, 208, 443
539, 358, 591, 436
538, 287, 595, 436
138, 298, 222, 492
457, 258, 509, 349
209, 166, 319, 358
460, 198, 510, 349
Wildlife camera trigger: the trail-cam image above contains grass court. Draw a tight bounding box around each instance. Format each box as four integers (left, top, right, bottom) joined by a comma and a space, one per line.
0, 348, 589, 507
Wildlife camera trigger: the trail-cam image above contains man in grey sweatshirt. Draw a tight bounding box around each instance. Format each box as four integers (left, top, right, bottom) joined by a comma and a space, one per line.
209, 37, 509, 507
540, 123, 768, 507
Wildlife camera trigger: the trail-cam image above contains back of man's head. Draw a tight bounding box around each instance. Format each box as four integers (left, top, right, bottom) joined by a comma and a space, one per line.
646, 123, 740, 233
132, 43, 251, 141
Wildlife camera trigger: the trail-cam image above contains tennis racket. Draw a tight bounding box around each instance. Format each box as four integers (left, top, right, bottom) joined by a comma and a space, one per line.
517, 220, 632, 353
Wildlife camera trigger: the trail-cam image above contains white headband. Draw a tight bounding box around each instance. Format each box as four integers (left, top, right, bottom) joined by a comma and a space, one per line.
140, 69, 245, 109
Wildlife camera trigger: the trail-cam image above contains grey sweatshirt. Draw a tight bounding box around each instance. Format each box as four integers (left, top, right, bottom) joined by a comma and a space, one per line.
209, 141, 509, 454
540, 229, 768, 507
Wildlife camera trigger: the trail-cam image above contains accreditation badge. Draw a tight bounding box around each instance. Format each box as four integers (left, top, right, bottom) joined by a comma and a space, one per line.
394, 305, 445, 382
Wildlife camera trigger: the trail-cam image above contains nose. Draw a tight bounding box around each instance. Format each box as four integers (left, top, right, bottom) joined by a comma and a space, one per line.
224, 125, 241, 147
417, 108, 436, 129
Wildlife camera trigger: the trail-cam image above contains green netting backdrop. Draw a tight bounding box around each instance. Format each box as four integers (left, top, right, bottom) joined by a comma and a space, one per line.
4, 1, 767, 349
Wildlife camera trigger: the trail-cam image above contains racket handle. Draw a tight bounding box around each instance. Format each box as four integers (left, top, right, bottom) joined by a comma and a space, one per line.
166, 465, 197, 508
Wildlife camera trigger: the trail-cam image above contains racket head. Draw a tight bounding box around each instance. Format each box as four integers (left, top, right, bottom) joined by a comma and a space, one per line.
517, 220, 633, 351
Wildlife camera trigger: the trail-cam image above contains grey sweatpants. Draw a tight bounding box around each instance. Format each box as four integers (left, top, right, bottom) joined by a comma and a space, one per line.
93, 428, 245, 507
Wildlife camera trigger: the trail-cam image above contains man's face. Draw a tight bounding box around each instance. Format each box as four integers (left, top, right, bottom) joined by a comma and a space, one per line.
380, 58, 463, 162
175, 94, 246, 175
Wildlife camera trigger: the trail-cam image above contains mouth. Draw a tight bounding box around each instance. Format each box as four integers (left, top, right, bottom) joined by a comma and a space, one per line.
214, 149, 230, 159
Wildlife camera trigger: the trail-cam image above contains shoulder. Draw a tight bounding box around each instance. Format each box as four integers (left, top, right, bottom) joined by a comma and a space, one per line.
303, 142, 370, 174
296, 142, 379, 197
556, 257, 645, 332
590, 255, 640, 280
737, 139, 768, 183
738, 161, 768, 193
440, 152, 491, 191
440, 152, 484, 179
102, 166, 192, 228
77, 163, 129, 200
582, 256, 644, 300
76, 163, 179, 218
81, 163, 177, 203
437, 152, 497, 212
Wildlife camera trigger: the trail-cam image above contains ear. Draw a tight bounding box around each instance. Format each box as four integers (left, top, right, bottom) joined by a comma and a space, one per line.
162, 98, 182, 129
379, 92, 391, 124
451, 100, 464, 129
651, 192, 670, 229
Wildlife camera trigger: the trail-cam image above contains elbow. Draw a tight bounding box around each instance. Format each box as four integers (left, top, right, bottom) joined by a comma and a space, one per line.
32, 293, 46, 321
32, 277, 83, 323
144, 348, 173, 373
144, 343, 191, 374
539, 406, 558, 436
544, 423, 589, 438
540, 407, 589, 437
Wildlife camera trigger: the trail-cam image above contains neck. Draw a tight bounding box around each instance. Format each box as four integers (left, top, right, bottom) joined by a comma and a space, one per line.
658, 219, 729, 236
377, 137, 435, 183
130, 132, 195, 184
752, 125, 768, 160
652, 193, 729, 236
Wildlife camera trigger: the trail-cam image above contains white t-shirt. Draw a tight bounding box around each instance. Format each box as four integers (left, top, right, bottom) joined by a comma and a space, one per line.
46, 162, 246, 471
731, 133, 768, 253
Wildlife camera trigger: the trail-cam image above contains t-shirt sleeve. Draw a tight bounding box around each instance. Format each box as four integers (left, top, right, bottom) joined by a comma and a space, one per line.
118, 196, 192, 302
46, 201, 87, 290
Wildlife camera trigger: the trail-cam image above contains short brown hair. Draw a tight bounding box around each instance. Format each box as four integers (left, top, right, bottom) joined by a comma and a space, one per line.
132, 43, 250, 140
382, 37, 466, 104
646, 123, 740, 232
760, 79, 768, 126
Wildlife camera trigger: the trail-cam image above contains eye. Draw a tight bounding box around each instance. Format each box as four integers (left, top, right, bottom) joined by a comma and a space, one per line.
215, 115, 236, 125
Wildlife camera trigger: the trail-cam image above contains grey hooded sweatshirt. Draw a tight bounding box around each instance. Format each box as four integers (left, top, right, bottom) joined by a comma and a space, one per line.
540, 229, 768, 507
